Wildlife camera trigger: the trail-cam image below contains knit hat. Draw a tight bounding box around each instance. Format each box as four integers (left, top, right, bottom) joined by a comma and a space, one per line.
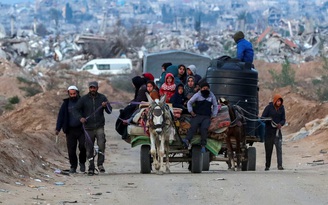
200, 81, 210, 88
142, 72, 154, 81
233, 31, 245, 43
88, 81, 98, 87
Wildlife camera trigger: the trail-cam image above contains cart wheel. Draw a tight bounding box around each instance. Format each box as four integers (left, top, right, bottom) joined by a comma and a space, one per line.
247, 147, 256, 171
241, 148, 248, 171
191, 145, 203, 173
140, 145, 151, 174
202, 151, 210, 171
241, 159, 248, 171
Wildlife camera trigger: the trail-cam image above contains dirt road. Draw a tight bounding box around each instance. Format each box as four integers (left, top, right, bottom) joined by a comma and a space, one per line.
1, 110, 328, 205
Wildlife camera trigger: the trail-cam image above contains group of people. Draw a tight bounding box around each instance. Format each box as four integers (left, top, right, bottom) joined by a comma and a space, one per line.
56, 81, 112, 176
116, 63, 219, 154
55, 31, 286, 174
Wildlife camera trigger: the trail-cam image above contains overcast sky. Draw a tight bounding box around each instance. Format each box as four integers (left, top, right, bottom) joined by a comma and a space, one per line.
0, 0, 34, 4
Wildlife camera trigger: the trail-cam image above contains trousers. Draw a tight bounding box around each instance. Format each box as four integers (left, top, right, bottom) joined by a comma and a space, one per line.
84, 127, 106, 169
185, 115, 211, 146
66, 126, 86, 169
264, 129, 283, 168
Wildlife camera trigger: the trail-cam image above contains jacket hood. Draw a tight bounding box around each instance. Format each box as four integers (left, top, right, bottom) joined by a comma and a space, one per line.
273, 94, 283, 106
175, 83, 184, 94
165, 73, 175, 83
166, 65, 179, 76
186, 76, 195, 84
142, 72, 154, 81
132, 76, 146, 89
187, 65, 197, 75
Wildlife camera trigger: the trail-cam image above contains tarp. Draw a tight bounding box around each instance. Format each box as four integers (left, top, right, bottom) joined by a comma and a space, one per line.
142, 50, 212, 79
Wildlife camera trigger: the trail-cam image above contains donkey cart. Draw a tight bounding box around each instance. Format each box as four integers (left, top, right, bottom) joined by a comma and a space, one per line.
126, 104, 259, 174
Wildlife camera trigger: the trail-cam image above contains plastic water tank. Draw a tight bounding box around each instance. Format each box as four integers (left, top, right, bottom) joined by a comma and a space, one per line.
206, 62, 259, 136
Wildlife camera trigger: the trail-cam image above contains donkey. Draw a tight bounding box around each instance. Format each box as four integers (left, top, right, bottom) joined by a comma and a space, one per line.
145, 93, 176, 174
221, 99, 246, 171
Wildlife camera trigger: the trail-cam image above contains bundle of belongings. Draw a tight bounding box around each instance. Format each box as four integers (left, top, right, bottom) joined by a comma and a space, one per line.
176, 105, 231, 140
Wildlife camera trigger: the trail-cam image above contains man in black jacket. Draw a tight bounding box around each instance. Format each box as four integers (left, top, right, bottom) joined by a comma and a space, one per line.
75, 81, 112, 175
56, 85, 86, 173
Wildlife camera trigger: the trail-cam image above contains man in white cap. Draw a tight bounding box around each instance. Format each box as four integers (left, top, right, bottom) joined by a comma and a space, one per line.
75, 81, 112, 176
56, 85, 86, 173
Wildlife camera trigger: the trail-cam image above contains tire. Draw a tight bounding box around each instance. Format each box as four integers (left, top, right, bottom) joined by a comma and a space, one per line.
191, 145, 203, 173
247, 147, 256, 171
140, 145, 151, 174
202, 151, 210, 171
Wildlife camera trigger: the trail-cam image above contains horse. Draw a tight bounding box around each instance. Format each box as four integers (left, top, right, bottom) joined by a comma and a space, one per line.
221, 99, 247, 171
145, 93, 176, 174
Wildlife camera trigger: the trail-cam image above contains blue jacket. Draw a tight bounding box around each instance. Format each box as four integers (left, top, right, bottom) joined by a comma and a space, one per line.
236, 38, 254, 63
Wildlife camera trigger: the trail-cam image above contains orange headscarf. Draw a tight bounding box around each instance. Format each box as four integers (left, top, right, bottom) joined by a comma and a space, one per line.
273, 94, 283, 109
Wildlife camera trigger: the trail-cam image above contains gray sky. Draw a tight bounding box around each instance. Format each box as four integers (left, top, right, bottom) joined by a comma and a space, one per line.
0, 0, 34, 4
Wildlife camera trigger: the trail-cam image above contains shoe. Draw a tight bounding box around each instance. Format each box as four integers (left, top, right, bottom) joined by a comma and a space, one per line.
182, 139, 189, 148
265, 167, 269, 171
278, 166, 284, 170
201, 146, 206, 153
87, 169, 95, 176
69, 168, 76, 173
98, 165, 105, 173
79, 163, 86, 173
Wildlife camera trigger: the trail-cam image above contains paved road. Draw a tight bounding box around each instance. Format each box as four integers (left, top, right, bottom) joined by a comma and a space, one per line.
3, 109, 328, 205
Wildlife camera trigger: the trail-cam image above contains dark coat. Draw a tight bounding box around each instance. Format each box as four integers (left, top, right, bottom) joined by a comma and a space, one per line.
261, 102, 286, 138
56, 98, 82, 134
74, 92, 111, 130
169, 85, 187, 109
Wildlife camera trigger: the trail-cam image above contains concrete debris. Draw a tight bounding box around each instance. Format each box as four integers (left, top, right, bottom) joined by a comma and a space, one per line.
286, 116, 328, 142
0, 1, 327, 93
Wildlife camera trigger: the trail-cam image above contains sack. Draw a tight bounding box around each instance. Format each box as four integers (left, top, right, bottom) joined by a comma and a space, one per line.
208, 107, 231, 132
173, 108, 182, 118
115, 104, 137, 139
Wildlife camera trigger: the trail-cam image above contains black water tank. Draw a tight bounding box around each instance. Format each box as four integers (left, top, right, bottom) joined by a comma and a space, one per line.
206, 62, 259, 136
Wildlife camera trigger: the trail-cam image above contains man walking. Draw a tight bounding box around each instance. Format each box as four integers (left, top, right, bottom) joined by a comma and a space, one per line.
75, 81, 112, 175
56, 85, 86, 173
